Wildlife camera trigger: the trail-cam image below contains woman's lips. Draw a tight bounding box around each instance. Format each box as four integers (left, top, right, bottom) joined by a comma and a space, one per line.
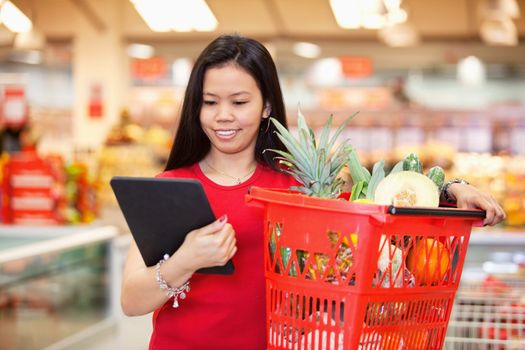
215, 129, 238, 140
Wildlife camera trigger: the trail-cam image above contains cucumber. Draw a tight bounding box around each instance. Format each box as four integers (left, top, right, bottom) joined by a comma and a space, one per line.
426, 166, 445, 189
403, 153, 423, 173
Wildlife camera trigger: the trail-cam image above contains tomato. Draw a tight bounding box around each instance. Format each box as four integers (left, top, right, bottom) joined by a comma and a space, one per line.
406, 238, 450, 286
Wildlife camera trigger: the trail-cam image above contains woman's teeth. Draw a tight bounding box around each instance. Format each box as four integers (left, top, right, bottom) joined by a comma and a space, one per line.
216, 130, 236, 137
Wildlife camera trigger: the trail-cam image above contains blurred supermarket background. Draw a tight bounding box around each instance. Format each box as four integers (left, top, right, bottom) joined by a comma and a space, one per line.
0, 0, 524, 349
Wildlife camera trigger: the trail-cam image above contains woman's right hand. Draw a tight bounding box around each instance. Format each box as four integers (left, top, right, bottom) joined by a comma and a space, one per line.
178, 215, 237, 273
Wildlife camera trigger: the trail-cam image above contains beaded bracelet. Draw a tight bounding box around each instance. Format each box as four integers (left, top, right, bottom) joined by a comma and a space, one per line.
155, 254, 190, 308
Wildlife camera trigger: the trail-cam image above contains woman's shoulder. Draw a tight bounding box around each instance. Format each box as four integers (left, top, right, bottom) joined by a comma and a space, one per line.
156, 164, 199, 179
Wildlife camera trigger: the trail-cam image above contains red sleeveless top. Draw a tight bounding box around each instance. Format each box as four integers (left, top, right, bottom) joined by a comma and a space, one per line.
150, 163, 298, 350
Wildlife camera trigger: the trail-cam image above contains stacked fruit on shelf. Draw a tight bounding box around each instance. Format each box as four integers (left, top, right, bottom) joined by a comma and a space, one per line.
451, 153, 523, 227
1, 151, 98, 225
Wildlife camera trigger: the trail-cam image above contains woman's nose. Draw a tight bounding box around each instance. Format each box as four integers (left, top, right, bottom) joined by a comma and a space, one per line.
216, 104, 234, 121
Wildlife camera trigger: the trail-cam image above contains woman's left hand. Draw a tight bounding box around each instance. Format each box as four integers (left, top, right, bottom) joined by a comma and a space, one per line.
448, 183, 506, 226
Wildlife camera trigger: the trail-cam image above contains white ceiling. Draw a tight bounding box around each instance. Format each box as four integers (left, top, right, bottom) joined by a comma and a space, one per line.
6, 0, 525, 70
13, 0, 523, 40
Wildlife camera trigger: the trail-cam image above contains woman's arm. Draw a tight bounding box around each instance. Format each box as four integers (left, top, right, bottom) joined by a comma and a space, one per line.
443, 181, 506, 226
121, 216, 237, 316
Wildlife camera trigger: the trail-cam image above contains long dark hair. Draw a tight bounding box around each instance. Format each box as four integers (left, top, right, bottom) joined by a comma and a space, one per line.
164, 34, 288, 171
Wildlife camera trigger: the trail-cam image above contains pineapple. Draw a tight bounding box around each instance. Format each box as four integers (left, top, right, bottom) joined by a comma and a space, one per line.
266, 109, 356, 198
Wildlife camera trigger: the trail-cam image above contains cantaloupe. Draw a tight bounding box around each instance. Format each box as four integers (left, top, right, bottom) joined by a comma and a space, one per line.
374, 171, 439, 207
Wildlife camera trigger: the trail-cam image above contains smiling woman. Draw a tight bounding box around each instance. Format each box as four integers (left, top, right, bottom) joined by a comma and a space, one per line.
120, 34, 300, 350
199, 64, 267, 183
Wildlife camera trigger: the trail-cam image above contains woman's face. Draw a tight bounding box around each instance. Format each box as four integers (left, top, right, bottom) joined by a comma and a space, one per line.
200, 64, 265, 157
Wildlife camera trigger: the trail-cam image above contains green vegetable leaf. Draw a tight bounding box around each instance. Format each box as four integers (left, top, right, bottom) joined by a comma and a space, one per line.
350, 180, 366, 201
348, 149, 371, 184
389, 160, 404, 175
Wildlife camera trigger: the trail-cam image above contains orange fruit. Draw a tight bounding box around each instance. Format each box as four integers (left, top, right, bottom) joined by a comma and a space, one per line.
407, 238, 450, 286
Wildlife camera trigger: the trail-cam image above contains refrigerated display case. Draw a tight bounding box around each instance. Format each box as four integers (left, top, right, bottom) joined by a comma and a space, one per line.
0, 225, 119, 350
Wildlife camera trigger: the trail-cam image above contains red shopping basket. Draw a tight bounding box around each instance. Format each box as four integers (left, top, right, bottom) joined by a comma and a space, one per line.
246, 187, 485, 350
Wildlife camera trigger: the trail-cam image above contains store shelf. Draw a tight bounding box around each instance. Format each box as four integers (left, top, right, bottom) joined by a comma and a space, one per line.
470, 228, 525, 245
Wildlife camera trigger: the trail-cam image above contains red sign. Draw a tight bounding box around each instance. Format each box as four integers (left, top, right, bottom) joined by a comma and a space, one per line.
1, 86, 29, 128
339, 56, 373, 78
88, 83, 104, 118
132, 57, 167, 80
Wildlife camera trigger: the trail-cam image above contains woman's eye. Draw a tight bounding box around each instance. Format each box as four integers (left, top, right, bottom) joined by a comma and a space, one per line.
233, 101, 248, 105
203, 100, 216, 106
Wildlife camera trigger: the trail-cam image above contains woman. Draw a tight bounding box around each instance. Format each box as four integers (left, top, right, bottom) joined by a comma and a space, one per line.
121, 34, 505, 350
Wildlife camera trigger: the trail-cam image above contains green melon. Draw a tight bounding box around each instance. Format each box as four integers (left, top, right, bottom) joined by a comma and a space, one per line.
374, 171, 439, 207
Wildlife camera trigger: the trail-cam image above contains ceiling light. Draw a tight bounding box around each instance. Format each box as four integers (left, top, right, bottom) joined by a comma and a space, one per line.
387, 8, 408, 24
378, 23, 419, 47
384, 0, 403, 11
14, 29, 45, 50
481, 0, 521, 19
457, 56, 486, 86
307, 58, 343, 86
127, 43, 155, 59
330, 0, 406, 30
362, 13, 387, 29
130, 0, 217, 32
0, 1, 32, 33
480, 16, 518, 45
293, 42, 321, 59
330, 0, 362, 29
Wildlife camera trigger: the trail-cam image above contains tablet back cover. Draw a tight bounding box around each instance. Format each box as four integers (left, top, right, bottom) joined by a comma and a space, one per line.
110, 176, 234, 275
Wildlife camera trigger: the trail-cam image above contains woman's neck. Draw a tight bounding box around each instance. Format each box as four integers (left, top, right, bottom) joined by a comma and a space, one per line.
200, 153, 258, 186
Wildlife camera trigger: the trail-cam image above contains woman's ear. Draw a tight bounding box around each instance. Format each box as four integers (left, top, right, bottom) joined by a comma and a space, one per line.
263, 103, 271, 119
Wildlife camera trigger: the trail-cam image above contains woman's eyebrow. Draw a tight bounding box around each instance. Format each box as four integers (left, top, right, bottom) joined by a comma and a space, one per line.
202, 91, 251, 97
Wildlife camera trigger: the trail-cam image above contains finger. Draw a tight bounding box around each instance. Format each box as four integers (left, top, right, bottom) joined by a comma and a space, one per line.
486, 197, 506, 226
494, 200, 506, 220
225, 235, 237, 256
228, 245, 238, 260
195, 215, 228, 236
214, 224, 235, 245
480, 200, 496, 226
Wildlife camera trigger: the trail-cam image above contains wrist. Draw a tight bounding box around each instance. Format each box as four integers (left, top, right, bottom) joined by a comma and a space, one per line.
161, 251, 195, 285
441, 178, 469, 203
156, 255, 191, 308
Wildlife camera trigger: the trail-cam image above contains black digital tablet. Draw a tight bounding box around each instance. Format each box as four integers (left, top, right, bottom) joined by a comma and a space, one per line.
110, 176, 234, 275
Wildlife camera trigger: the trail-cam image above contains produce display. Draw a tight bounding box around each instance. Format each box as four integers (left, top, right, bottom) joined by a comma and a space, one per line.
451, 153, 525, 227
1, 151, 98, 225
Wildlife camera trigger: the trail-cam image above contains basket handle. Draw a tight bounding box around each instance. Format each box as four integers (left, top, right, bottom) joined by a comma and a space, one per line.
387, 205, 486, 218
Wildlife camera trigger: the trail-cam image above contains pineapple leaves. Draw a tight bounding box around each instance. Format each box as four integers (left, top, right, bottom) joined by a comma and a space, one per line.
265, 110, 358, 198
366, 160, 385, 201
